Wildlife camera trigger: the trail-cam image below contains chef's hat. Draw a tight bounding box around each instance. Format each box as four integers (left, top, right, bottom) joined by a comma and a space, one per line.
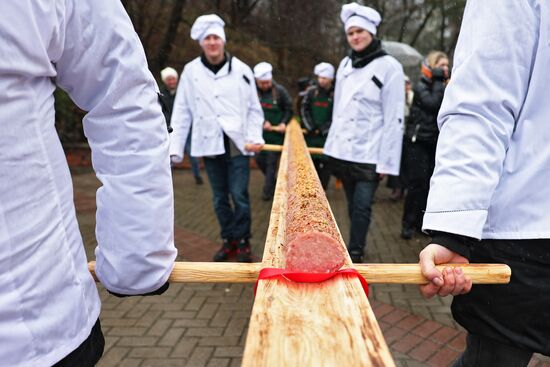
314, 62, 335, 79
160, 67, 178, 82
340, 2, 381, 35
253, 62, 273, 81
190, 14, 226, 44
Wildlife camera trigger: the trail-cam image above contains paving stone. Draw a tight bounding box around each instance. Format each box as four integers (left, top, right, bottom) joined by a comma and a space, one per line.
186, 327, 225, 337
172, 337, 200, 358
207, 358, 231, 367
117, 336, 159, 347
142, 359, 185, 367
408, 340, 440, 362
107, 327, 147, 337
213, 346, 244, 358
186, 347, 214, 367
129, 347, 172, 358
426, 347, 461, 367
158, 327, 186, 347
147, 319, 174, 337
198, 336, 240, 347
392, 333, 424, 354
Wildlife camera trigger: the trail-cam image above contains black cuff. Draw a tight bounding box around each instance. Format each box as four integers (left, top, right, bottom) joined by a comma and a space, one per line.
428, 231, 472, 259
108, 282, 170, 298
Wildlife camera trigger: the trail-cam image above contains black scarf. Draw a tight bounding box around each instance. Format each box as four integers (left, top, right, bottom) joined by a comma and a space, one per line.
201, 52, 230, 74
350, 38, 387, 69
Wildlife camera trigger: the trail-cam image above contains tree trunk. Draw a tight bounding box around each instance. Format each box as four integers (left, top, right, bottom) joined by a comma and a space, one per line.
410, 4, 436, 47
157, 0, 186, 73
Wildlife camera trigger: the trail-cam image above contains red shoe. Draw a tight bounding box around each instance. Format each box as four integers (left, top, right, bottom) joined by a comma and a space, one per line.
213, 239, 237, 262
236, 238, 253, 263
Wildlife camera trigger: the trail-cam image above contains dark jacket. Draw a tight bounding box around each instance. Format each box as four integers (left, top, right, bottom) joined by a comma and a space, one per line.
257, 82, 293, 125
159, 85, 176, 129
300, 85, 334, 136
405, 72, 447, 143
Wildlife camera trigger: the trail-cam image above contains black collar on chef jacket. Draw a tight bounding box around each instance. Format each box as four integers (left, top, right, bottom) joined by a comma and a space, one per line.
200, 52, 233, 75
347, 38, 387, 69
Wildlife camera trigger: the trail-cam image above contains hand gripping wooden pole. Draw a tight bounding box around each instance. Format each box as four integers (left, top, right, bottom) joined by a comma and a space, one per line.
88, 261, 511, 285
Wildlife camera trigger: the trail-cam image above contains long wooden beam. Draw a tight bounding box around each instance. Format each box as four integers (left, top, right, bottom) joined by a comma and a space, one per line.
244, 120, 393, 366
88, 261, 511, 284
246, 143, 324, 155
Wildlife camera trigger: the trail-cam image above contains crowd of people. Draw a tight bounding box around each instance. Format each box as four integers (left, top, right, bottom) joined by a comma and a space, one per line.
164, 3, 445, 264
3, 0, 549, 366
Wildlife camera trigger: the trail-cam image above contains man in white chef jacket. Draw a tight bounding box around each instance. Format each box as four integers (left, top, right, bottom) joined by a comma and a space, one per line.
0, 1, 177, 366
170, 15, 264, 263
324, 3, 405, 263
418, 1, 550, 365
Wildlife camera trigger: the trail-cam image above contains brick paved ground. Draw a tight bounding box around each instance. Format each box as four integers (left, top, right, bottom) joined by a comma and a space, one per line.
72, 166, 550, 367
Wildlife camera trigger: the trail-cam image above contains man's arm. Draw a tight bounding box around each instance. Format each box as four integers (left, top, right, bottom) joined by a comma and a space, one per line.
376, 66, 405, 175
245, 69, 265, 147
55, 0, 177, 295
422, 0, 537, 238
420, 0, 538, 297
278, 85, 293, 125
169, 67, 193, 163
300, 88, 315, 132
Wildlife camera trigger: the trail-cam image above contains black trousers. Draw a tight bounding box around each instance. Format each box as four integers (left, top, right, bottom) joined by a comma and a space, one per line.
54, 318, 104, 366
402, 139, 437, 230
256, 152, 280, 197
453, 334, 533, 367
452, 238, 550, 357
312, 158, 331, 190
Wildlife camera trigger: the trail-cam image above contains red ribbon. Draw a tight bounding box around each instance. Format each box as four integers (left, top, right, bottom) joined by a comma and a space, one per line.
254, 267, 369, 296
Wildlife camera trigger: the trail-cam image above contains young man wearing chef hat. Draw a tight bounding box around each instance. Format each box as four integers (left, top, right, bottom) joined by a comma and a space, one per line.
324, 3, 405, 263
300, 62, 335, 190
253, 61, 293, 201
169, 14, 264, 263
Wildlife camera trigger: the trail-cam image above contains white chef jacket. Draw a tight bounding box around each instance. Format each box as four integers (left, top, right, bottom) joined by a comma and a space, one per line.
324, 54, 405, 175
169, 56, 264, 161
0, 1, 177, 366
423, 0, 550, 239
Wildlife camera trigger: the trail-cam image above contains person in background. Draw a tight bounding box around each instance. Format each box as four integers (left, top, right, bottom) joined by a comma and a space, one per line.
400, 51, 449, 240
324, 2, 405, 263
296, 76, 314, 119
170, 14, 264, 263
160, 67, 203, 185
300, 62, 335, 189
419, 2, 550, 365
387, 75, 414, 201
0, 1, 177, 365
254, 62, 293, 201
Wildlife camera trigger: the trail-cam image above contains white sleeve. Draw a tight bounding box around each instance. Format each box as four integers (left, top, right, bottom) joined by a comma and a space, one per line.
423, 0, 537, 238
169, 66, 193, 163
244, 68, 265, 145
377, 64, 405, 175
55, 0, 177, 294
